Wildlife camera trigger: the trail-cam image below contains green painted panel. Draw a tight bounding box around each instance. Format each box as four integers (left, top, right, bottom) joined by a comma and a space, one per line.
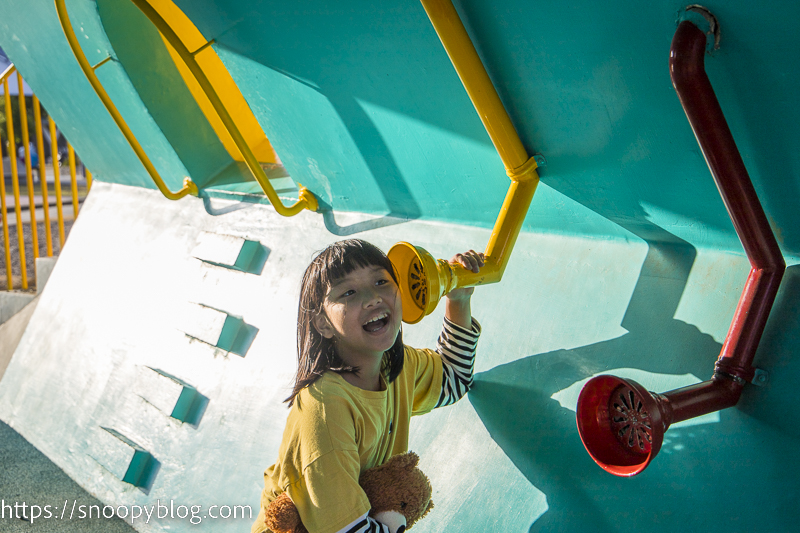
174, 0, 800, 256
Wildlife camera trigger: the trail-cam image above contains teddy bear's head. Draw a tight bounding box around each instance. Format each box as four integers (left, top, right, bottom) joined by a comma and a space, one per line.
360, 451, 434, 529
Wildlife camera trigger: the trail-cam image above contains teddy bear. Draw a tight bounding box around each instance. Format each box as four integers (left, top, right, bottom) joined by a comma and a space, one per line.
264, 451, 434, 533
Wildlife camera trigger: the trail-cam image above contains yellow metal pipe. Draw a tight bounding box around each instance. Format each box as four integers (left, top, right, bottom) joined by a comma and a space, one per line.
0, 101, 11, 289
68, 144, 79, 218
18, 72, 39, 262
33, 96, 53, 256
54, 0, 197, 201
5, 80, 28, 289
129, 0, 318, 216
86, 169, 93, 191
49, 117, 65, 249
419, 0, 534, 172
0, 67, 15, 288
388, 0, 540, 323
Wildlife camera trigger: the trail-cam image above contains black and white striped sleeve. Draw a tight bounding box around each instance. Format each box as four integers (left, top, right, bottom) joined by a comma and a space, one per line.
334, 511, 405, 533
434, 317, 481, 408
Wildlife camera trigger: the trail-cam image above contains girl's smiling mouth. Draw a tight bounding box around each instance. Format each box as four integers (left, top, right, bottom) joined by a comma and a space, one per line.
363, 312, 390, 333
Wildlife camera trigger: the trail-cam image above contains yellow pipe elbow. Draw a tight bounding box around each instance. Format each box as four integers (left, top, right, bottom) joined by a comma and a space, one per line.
389, 0, 540, 323
55, 0, 197, 200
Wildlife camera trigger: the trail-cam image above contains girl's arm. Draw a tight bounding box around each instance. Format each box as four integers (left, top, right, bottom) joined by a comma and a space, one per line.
335, 510, 407, 533
435, 250, 483, 408
442, 250, 483, 329
434, 315, 480, 408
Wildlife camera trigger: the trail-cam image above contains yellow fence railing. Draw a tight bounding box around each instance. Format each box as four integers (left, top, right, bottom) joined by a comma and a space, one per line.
1, 65, 92, 291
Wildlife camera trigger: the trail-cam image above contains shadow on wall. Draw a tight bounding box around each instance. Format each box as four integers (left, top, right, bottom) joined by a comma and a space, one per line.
469, 233, 800, 531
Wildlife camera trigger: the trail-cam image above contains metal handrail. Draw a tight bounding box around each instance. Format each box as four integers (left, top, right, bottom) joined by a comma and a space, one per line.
54, 0, 197, 200
0, 66, 16, 288
128, 0, 317, 215
56, 0, 317, 214
2, 64, 92, 290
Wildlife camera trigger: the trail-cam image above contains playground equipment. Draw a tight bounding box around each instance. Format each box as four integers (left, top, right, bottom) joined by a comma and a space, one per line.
388, 0, 539, 323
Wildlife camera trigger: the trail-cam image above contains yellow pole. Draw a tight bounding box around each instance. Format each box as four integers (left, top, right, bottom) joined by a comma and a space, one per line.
18, 72, 39, 263
49, 117, 65, 249
419, 0, 532, 170
33, 96, 53, 256
5, 80, 27, 289
68, 144, 79, 218
0, 68, 15, 289
0, 100, 11, 289
54, 0, 197, 200
86, 168, 92, 191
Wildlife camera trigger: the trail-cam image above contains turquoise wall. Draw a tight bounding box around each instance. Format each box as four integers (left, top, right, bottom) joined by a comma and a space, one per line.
1, 0, 799, 531
2, 0, 799, 253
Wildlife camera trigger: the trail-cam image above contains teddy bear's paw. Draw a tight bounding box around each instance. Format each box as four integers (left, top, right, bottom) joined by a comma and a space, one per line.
264, 492, 307, 533
361, 452, 433, 530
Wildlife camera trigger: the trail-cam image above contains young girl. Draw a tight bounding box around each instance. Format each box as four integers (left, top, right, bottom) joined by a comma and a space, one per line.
253, 239, 483, 533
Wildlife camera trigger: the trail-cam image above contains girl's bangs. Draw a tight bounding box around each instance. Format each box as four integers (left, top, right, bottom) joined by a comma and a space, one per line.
316, 240, 397, 287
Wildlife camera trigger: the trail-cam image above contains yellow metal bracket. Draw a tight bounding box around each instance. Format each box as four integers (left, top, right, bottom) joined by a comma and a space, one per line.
0, 64, 15, 83
55, 0, 197, 200
128, 0, 317, 215
388, 0, 540, 323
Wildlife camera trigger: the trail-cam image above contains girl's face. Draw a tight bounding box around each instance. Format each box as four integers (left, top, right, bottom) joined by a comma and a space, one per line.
314, 265, 402, 366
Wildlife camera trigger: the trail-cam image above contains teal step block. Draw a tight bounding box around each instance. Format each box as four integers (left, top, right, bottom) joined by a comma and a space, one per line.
191, 231, 269, 274
179, 303, 258, 357
136, 367, 208, 425
171, 385, 207, 426
90, 427, 159, 490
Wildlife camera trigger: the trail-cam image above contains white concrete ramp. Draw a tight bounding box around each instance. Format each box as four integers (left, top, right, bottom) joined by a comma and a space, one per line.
1, 181, 765, 532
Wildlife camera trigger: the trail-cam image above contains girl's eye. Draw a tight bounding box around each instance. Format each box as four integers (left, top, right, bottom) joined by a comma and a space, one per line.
341, 289, 355, 297
376, 279, 388, 286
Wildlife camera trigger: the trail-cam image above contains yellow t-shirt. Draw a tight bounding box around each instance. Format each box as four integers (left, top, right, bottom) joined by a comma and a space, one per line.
252, 344, 444, 533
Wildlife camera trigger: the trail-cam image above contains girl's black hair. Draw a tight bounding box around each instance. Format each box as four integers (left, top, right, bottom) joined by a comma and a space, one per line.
286, 239, 404, 407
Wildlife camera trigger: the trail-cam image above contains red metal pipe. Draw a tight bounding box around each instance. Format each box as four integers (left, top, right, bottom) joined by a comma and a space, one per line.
576, 16, 786, 476
667, 19, 785, 423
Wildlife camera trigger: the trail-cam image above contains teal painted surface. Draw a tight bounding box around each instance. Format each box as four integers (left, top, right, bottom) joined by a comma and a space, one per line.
4, 1, 799, 254
0, 183, 797, 533
172, 0, 800, 255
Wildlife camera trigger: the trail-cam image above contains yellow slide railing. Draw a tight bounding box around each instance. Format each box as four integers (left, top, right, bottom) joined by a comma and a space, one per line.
54, 0, 197, 201
129, 0, 317, 215
55, 0, 317, 215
